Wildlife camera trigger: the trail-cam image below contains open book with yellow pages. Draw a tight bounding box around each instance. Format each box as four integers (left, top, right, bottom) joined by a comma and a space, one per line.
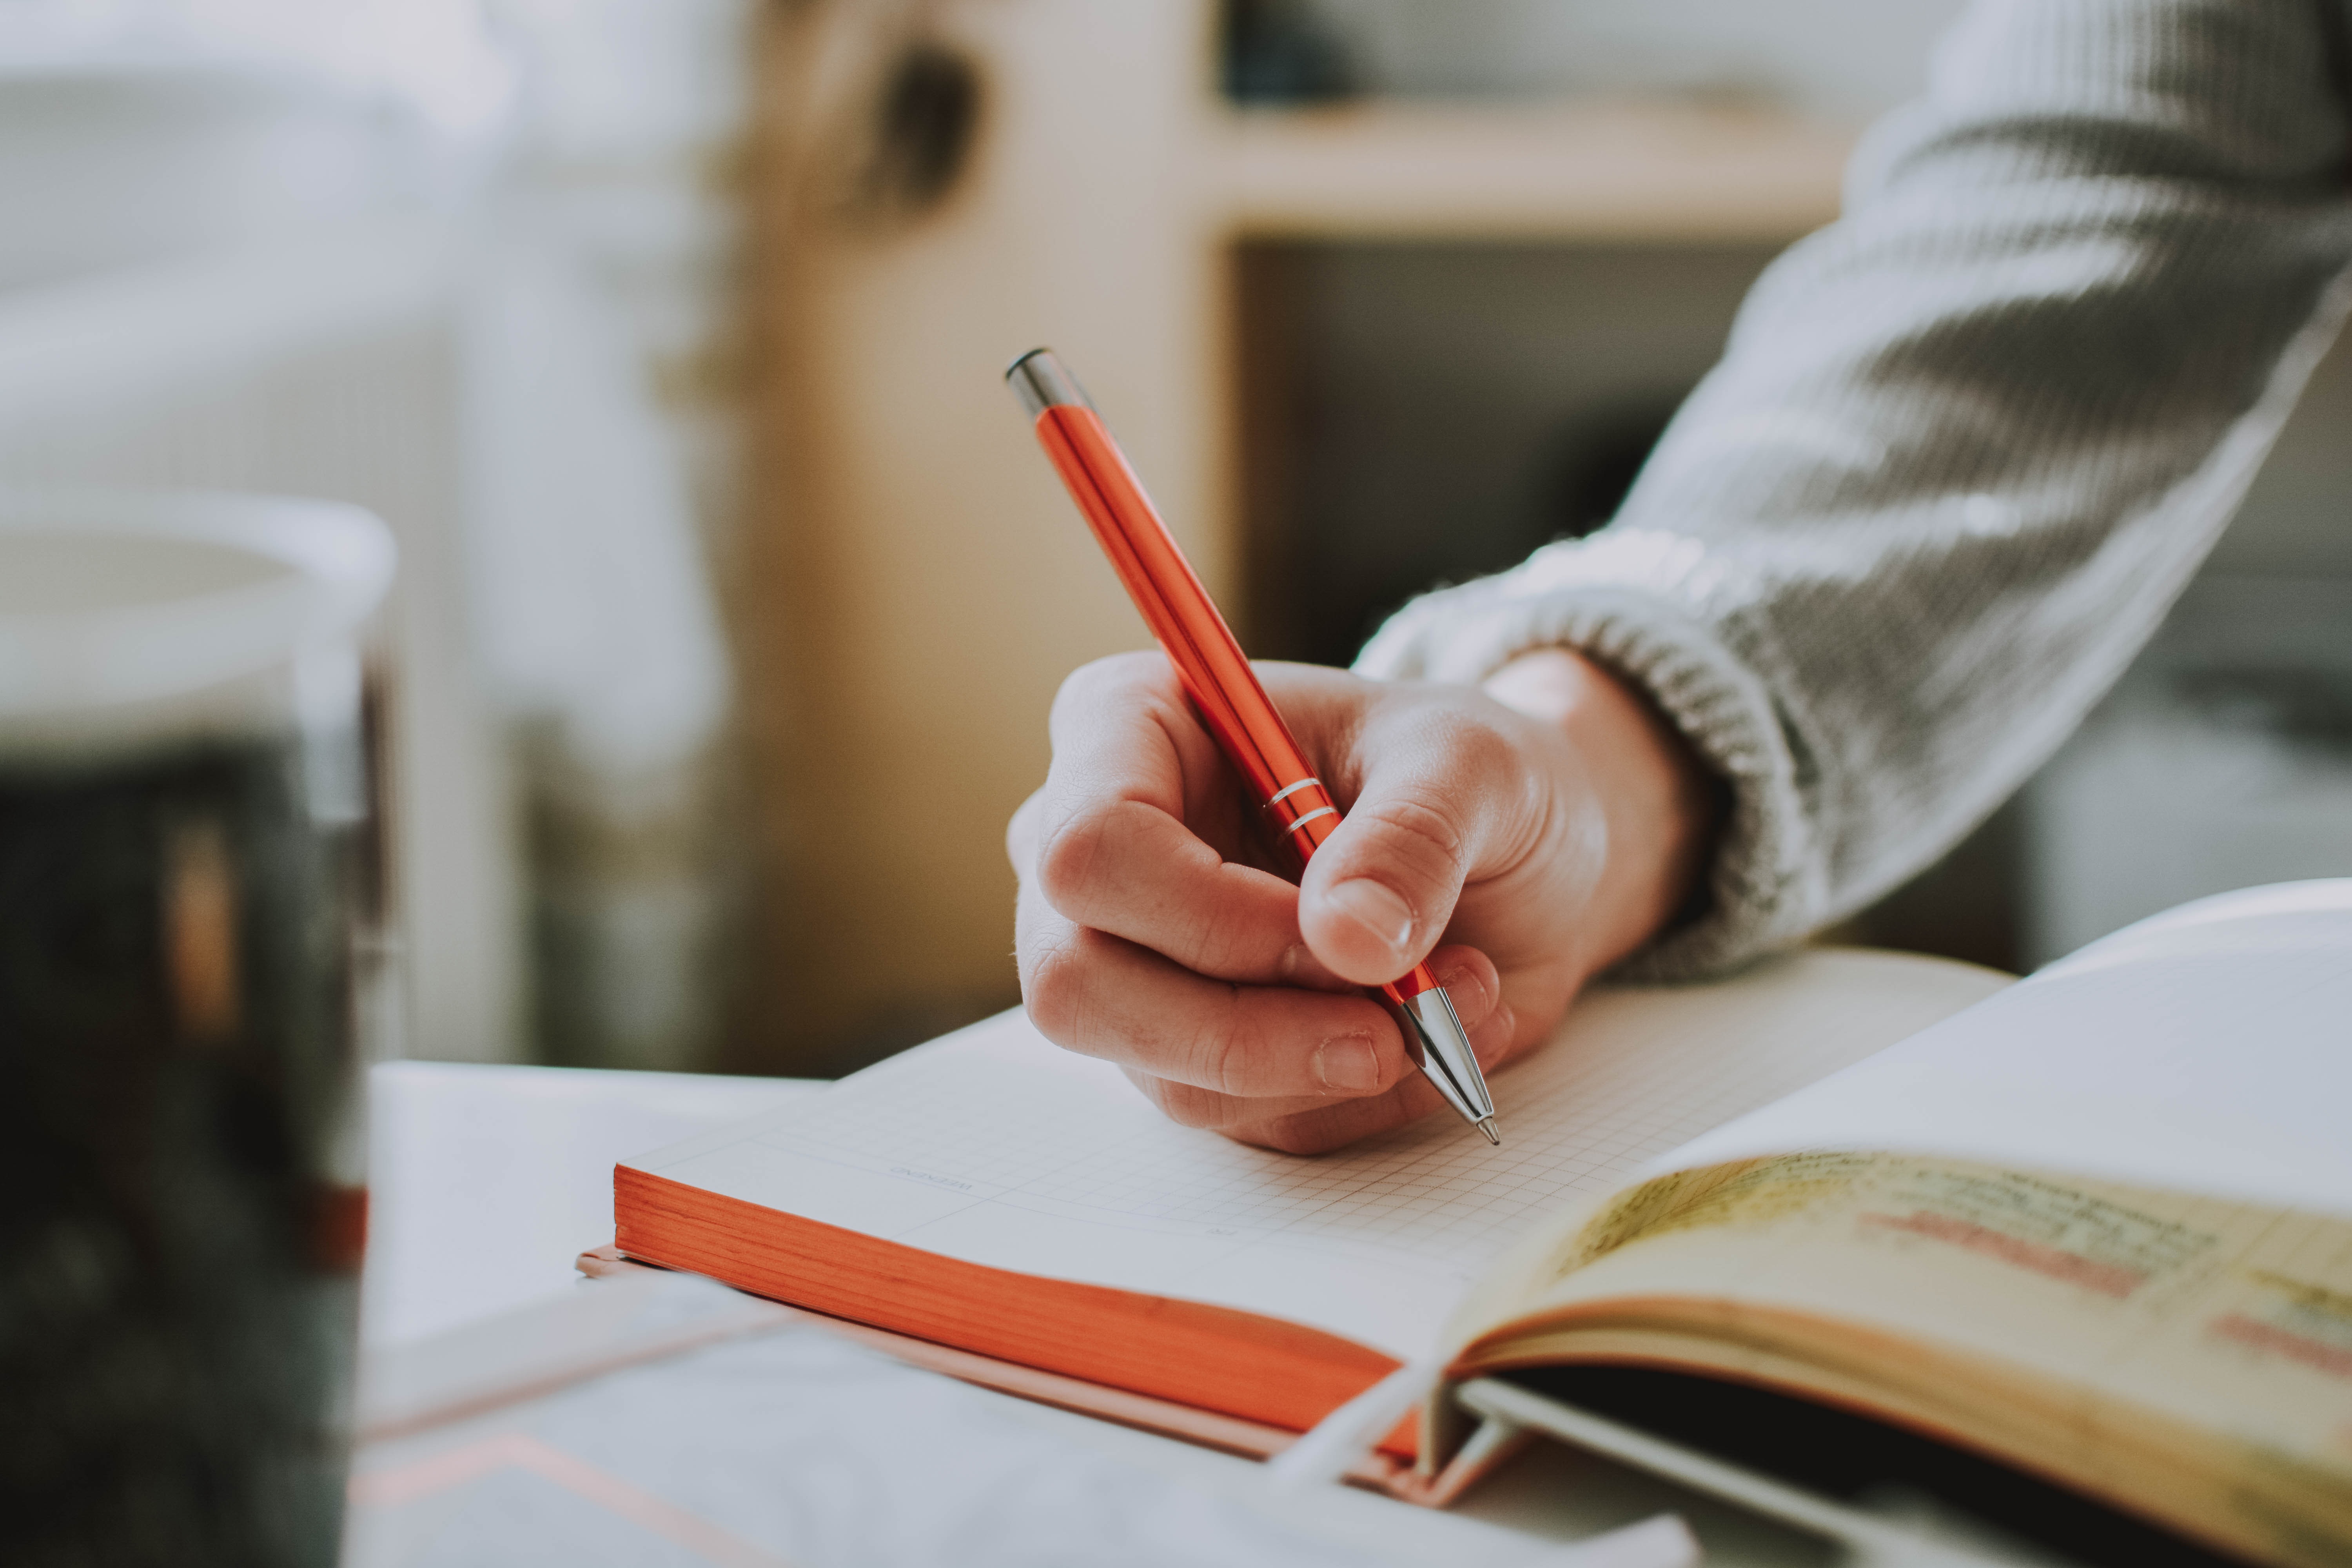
612, 882, 2352, 1567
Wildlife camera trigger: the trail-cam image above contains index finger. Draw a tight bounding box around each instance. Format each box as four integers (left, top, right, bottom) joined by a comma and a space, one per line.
1031, 654, 1331, 987
1040, 652, 1230, 833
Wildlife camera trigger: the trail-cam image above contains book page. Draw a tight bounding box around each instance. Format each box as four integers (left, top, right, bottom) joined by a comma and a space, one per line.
1655, 882, 2352, 1218
1479, 1151, 2352, 1565
625, 949, 2006, 1358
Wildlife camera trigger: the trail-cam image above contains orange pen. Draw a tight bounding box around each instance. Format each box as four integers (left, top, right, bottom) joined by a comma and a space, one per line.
1007, 348, 1500, 1144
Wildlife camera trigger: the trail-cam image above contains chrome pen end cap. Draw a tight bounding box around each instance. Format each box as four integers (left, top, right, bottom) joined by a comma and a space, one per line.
1004, 348, 1093, 418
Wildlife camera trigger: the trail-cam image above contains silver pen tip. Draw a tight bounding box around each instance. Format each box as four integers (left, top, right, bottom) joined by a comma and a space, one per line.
1477, 1120, 1501, 1147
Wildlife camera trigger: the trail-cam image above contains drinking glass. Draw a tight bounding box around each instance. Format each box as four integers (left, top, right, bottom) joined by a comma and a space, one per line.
0, 488, 394, 1567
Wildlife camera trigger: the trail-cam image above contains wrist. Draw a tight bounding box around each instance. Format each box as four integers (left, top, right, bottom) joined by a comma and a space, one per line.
1482, 646, 1720, 969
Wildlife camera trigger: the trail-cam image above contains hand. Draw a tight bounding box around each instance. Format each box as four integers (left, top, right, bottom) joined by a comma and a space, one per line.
1007, 648, 1717, 1153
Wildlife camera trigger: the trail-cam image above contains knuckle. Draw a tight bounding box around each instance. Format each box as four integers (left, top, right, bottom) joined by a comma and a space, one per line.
1259, 1124, 1326, 1156
1032, 800, 1118, 913
1020, 929, 1089, 1042
1183, 1000, 1263, 1098
1248, 1115, 1337, 1156
1177, 895, 1266, 979
1370, 788, 1463, 858
1177, 905, 1233, 974
1134, 1073, 1233, 1131
1005, 789, 1045, 873
1057, 651, 1163, 713
1352, 788, 1465, 887
1445, 712, 1520, 779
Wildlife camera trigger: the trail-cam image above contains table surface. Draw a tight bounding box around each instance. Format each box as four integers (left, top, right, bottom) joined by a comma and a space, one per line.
361, 1058, 821, 1347
358, 1059, 1841, 1565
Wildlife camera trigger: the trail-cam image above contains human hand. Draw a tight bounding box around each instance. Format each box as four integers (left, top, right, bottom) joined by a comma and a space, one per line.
1007, 648, 1717, 1153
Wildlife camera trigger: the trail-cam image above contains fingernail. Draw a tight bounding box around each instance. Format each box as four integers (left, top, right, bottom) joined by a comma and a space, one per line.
1314, 1033, 1380, 1093
1473, 1007, 1515, 1066
1327, 879, 1414, 958
1435, 966, 1486, 1022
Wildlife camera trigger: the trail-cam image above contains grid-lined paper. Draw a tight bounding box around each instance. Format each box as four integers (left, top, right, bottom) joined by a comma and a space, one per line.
635, 950, 2004, 1355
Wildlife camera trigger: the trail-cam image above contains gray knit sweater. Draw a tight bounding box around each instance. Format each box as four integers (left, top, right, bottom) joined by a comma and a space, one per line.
1356, 0, 2352, 976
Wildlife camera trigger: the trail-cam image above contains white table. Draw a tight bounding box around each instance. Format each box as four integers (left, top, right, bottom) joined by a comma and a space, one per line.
358, 1060, 1833, 1565
361, 1060, 820, 1347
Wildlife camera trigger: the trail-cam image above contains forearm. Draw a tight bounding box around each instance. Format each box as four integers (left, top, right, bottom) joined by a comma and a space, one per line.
1363, 0, 2352, 975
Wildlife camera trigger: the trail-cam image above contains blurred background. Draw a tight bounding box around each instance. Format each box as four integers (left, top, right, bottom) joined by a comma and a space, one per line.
10, 0, 2348, 1079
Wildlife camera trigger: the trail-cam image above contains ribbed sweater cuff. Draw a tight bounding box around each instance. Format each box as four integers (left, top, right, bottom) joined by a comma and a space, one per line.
1353, 544, 1818, 979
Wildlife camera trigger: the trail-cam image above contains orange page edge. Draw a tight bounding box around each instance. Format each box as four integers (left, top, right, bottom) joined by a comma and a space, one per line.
612, 1164, 1419, 1460
574, 1245, 1428, 1493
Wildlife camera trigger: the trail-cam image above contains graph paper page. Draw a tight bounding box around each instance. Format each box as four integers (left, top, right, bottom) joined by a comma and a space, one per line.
628, 950, 2005, 1357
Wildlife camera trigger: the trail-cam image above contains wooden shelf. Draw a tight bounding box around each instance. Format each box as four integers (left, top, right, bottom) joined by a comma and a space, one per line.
746, 0, 1872, 1065
1207, 98, 1855, 242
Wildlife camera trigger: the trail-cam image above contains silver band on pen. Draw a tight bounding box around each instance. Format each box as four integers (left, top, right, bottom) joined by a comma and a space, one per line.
1264, 777, 1323, 809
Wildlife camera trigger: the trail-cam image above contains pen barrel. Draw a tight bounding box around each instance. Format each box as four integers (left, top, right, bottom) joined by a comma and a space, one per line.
1033, 404, 1314, 809
1382, 965, 1439, 1004
1261, 775, 1341, 864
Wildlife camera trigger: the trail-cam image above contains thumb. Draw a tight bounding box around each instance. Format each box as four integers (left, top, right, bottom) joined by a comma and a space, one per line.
1295, 726, 1516, 986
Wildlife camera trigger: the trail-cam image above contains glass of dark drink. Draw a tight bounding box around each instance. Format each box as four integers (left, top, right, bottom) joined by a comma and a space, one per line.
0, 488, 394, 1568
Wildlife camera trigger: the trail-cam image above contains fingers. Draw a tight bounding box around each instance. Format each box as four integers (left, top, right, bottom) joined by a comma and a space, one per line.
1010, 653, 1566, 1153
1039, 652, 1226, 834
1218, 971, 1519, 1154
1035, 794, 1352, 989
1029, 657, 1542, 995
1018, 872, 1412, 1100
1296, 712, 1542, 986
1020, 924, 1506, 1146
1020, 656, 1341, 987
1142, 1068, 1450, 1148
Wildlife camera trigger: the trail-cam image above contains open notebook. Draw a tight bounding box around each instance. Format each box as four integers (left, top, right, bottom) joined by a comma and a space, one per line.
613, 949, 2005, 1446
615, 885, 2352, 1563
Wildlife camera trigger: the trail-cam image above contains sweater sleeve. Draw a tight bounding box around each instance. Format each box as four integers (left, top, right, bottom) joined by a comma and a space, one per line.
1356, 0, 2352, 978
